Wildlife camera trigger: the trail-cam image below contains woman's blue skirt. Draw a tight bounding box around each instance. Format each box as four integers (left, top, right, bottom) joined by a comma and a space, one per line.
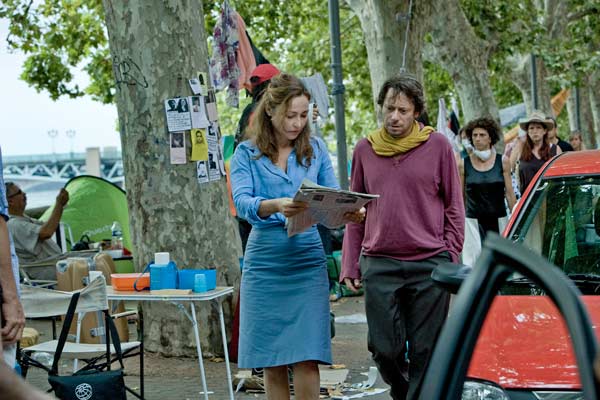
238, 225, 331, 368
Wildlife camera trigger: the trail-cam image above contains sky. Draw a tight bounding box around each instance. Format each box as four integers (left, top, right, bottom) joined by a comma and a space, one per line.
0, 19, 121, 157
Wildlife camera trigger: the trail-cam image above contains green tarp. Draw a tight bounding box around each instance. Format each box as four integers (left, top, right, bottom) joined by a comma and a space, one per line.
41, 176, 133, 269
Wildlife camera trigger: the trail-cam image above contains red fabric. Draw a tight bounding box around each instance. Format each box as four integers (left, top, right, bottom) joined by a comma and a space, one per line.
250, 64, 280, 86
235, 12, 257, 91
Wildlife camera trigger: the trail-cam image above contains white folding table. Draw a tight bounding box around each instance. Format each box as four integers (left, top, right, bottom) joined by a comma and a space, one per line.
106, 286, 235, 400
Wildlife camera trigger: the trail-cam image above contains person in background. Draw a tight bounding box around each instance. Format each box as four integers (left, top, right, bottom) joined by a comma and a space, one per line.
569, 131, 587, 151
546, 115, 573, 152
233, 63, 281, 253
0, 148, 25, 370
5, 183, 68, 270
459, 117, 516, 267
341, 75, 464, 400
231, 73, 361, 399
510, 110, 562, 194
456, 126, 474, 161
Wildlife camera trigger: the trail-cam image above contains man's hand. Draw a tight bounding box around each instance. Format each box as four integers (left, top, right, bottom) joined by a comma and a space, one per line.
278, 198, 308, 218
56, 188, 69, 208
343, 207, 366, 224
1, 298, 25, 344
312, 104, 320, 123
344, 277, 363, 293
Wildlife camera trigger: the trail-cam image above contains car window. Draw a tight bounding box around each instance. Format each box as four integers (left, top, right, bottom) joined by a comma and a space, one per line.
511, 176, 600, 278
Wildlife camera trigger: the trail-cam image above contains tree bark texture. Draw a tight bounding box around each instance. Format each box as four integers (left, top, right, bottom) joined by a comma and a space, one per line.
346, 0, 429, 111
509, 53, 553, 117
566, 88, 597, 150
428, 0, 500, 124
586, 74, 600, 148
101, 0, 241, 356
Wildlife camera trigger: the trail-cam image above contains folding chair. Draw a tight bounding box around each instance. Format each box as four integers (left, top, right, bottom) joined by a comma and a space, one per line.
19, 277, 143, 399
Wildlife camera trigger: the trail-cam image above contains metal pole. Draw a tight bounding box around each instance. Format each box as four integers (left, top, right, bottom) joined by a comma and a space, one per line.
530, 53, 538, 110
328, 0, 349, 190
575, 87, 581, 131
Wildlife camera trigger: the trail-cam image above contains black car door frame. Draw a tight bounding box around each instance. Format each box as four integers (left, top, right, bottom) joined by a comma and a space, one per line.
420, 233, 600, 399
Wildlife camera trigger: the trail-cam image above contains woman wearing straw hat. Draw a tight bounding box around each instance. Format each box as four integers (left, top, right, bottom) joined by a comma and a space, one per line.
510, 110, 562, 194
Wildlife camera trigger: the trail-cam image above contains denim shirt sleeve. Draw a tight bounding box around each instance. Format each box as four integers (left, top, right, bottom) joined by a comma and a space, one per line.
230, 143, 281, 226
314, 137, 340, 190
0, 147, 8, 221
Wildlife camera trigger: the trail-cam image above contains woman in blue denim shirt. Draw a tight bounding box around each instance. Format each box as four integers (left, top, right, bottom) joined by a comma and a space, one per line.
230, 73, 341, 399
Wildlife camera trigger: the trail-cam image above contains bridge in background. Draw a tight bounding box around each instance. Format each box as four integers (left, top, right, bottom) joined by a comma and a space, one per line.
3, 148, 124, 186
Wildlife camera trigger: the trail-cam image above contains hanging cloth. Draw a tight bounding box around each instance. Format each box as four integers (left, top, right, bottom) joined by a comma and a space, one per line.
437, 98, 460, 152
235, 13, 257, 92
209, 1, 240, 107
247, 32, 270, 65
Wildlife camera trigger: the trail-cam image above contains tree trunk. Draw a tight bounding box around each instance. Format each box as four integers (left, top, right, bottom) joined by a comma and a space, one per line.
345, 0, 430, 110
567, 86, 597, 150
582, 82, 598, 149
508, 0, 567, 118
587, 74, 600, 148
427, 0, 499, 124
101, 0, 241, 356
509, 54, 553, 117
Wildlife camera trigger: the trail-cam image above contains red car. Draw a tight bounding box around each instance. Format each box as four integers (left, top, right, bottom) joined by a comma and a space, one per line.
464, 150, 600, 398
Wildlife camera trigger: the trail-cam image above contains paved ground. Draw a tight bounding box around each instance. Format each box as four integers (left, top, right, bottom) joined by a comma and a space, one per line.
22, 294, 391, 399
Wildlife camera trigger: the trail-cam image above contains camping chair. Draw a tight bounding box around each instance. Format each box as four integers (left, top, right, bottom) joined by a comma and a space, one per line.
19, 257, 61, 289
19, 277, 143, 399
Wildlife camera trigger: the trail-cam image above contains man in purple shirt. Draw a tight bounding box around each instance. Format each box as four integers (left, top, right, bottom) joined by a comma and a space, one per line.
341, 75, 464, 400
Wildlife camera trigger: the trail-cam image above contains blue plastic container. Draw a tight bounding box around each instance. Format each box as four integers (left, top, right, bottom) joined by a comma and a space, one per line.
178, 269, 217, 291
194, 274, 208, 293
149, 261, 178, 290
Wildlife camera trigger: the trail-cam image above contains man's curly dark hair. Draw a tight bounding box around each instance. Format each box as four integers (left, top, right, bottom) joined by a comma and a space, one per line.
464, 117, 502, 146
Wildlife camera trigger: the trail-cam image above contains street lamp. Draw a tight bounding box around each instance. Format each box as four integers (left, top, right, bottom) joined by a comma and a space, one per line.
47, 129, 58, 162
65, 129, 76, 158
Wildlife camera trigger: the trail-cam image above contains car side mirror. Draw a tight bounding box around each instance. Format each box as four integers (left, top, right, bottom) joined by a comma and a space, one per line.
431, 262, 472, 294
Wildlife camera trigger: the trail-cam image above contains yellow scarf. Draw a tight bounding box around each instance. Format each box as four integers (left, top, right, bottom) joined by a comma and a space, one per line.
367, 122, 434, 156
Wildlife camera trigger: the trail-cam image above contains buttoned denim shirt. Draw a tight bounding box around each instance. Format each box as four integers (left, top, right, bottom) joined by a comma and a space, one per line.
0, 146, 21, 293
231, 137, 339, 228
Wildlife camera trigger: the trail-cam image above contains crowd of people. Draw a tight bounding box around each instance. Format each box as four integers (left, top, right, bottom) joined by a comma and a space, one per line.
229, 69, 591, 400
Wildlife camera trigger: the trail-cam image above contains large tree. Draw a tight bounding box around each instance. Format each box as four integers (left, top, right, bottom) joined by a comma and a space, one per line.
100, 0, 241, 355
345, 0, 431, 110
427, 0, 500, 123
1, 0, 242, 355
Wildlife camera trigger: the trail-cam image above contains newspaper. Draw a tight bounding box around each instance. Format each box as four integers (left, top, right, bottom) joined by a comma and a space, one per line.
287, 179, 379, 237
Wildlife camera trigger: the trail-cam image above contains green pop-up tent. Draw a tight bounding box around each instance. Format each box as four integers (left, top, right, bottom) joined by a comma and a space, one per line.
41, 175, 134, 272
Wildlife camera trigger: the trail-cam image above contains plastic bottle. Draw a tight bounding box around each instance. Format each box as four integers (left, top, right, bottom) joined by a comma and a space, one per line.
31, 352, 54, 368
150, 252, 177, 290
111, 221, 123, 250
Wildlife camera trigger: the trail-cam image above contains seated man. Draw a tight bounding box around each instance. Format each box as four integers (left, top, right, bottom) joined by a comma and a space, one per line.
5, 183, 68, 278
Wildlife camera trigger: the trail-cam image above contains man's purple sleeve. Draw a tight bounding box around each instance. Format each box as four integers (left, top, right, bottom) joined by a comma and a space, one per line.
441, 144, 465, 263
340, 145, 366, 281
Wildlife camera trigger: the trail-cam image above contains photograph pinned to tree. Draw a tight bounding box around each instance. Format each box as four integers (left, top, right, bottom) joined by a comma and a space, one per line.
189, 95, 209, 128
197, 160, 209, 183
205, 89, 218, 121
208, 152, 221, 181
217, 142, 226, 176
188, 71, 208, 95
205, 123, 219, 156
170, 131, 187, 164
164, 97, 192, 132
207, 120, 220, 137
189, 78, 202, 95
190, 128, 209, 161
